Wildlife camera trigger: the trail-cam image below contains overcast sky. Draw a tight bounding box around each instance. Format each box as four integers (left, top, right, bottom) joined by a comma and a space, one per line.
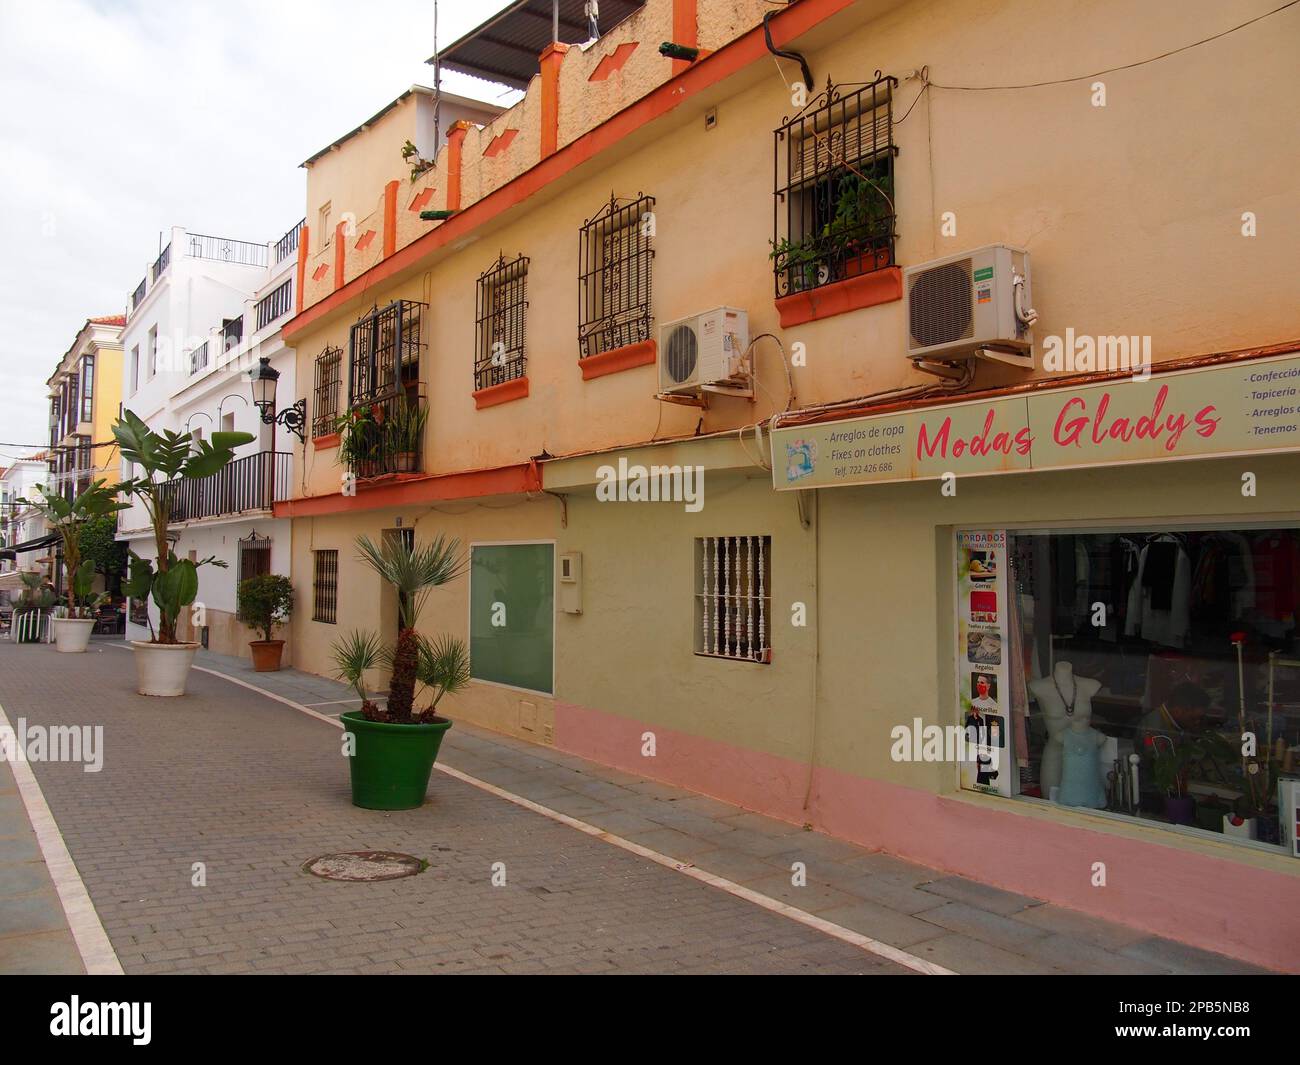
0, 0, 512, 463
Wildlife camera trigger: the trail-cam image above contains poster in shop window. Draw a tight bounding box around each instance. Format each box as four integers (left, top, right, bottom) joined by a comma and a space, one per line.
956, 530, 1014, 796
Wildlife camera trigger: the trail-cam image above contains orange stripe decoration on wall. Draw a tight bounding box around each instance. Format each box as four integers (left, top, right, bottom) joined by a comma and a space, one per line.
383, 181, 398, 257
355, 230, 376, 251
483, 129, 518, 158
311, 263, 330, 282
589, 42, 638, 82
409, 187, 436, 212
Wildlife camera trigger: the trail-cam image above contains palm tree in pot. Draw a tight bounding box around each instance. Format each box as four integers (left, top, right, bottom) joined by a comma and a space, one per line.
331, 532, 468, 809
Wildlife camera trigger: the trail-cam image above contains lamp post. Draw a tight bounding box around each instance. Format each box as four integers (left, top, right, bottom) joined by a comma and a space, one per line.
248, 356, 304, 507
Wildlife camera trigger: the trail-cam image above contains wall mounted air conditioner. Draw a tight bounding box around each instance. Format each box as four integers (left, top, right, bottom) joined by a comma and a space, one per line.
904, 244, 1035, 363
658, 307, 749, 395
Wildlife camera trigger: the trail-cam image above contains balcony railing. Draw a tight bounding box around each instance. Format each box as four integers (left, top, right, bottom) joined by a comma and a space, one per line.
189, 340, 209, 375
222, 316, 243, 351
187, 232, 268, 268
255, 279, 293, 331
132, 278, 147, 309
151, 242, 172, 282
341, 389, 426, 479
274, 219, 305, 264
156, 451, 291, 523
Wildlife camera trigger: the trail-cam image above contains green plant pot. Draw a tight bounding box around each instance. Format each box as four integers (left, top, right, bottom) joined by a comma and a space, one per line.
340, 710, 452, 810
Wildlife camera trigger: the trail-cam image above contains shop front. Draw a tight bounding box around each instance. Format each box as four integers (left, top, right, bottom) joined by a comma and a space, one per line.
772, 349, 1300, 971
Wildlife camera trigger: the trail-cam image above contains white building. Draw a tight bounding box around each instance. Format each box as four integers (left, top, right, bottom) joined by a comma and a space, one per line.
119, 222, 304, 660
0, 454, 55, 604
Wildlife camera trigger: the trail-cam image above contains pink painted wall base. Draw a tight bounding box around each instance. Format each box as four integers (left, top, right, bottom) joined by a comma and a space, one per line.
555, 699, 1299, 972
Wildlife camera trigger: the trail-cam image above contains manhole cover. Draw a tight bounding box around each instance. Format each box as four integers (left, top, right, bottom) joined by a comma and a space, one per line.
303, 851, 425, 882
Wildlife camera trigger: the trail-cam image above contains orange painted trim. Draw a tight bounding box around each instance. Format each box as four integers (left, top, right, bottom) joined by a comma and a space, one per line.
312, 432, 340, 451
539, 42, 569, 159
273, 462, 542, 518
282, 0, 856, 343
383, 181, 398, 257
409, 186, 435, 213
333, 220, 347, 291
579, 339, 657, 381
590, 41, 638, 82
446, 120, 471, 212
473, 376, 530, 409
483, 128, 518, 158
295, 225, 309, 315
672, 0, 699, 76
355, 229, 376, 251
774, 266, 902, 327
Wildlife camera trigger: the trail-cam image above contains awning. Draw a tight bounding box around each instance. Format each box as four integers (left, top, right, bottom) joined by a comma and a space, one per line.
0, 532, 59, 561
430, 0, 646, 90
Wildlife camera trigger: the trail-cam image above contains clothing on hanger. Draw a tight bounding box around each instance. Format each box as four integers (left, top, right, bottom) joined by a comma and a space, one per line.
1126, 534, 1191, 647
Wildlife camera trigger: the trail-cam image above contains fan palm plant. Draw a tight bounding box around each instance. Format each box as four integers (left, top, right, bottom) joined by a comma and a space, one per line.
331, 629, 386, 710
353, 532, 464, 722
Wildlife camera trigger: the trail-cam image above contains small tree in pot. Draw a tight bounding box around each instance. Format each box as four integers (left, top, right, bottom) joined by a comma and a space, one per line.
236, 573, 294, 671
111, 410, 254, 696
331, 532, 468, 809
18, 479, 127, 652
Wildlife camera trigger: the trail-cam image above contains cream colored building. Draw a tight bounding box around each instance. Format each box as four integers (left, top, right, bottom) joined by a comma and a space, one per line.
277, 0, 1300, 970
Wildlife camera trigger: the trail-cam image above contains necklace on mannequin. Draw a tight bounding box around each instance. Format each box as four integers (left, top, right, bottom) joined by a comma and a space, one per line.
1053, 674, 1077, 717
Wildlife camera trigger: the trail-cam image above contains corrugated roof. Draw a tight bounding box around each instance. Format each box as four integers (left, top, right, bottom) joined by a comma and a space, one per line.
430, 0, 647, 90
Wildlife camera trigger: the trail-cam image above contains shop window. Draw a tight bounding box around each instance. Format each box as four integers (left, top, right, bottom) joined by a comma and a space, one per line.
469, 543, 554, 694
954, 525, 1300, 853
474, 253, 529, 391
312, 346, 342, 438
313, 549, 338, 624
578, 192, 655, 359
694, 536, 772, 663
773, 76, 897, 298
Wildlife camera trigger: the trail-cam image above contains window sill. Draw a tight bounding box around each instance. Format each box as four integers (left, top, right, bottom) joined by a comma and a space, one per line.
579, 339, 657, 381
693, 650, 772, 665
474, 376, 529, 409
773, 265, 902, 327
312, 432, 340, 450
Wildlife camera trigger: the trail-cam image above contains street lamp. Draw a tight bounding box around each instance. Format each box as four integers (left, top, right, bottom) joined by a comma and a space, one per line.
248, 356, 305, 442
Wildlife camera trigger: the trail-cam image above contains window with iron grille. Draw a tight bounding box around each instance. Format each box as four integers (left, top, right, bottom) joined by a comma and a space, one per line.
349, 300, 425, 403
313, 549, 338, 624
773, 75, 897, 298
694, 536, 772, 663
578, 192, 655, 359
237, 533, 272, 585
312, 346, 342, 437
255, 278, 293, 331
475, 253, 529, 391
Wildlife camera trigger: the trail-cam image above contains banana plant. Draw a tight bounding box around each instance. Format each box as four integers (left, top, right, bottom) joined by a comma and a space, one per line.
19, 479, 128, 619
112, 410, 255, 643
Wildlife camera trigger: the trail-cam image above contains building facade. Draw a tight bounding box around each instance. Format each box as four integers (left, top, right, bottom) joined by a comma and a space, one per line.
0, 454, 55, 603
276, 0, 1300, 970
119, 223, 302, 659
46, 316, 125, 504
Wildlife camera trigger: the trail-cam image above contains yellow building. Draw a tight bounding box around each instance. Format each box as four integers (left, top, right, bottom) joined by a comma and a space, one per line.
277, 0, 1300, 969
46, 314, 125, 500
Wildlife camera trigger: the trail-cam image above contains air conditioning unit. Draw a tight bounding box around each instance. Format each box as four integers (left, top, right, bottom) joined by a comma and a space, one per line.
658, 307, 749, 395
904, 244, 1035, 363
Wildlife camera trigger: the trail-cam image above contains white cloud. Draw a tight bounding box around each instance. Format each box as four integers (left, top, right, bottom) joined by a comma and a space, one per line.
0, 0, 512, 451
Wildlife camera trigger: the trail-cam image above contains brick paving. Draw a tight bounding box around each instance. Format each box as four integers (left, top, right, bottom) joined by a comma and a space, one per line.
0, 640, 1269, 974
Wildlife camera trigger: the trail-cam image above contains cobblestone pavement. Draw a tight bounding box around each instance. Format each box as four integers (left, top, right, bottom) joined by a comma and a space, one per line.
0, 640, 1268, 974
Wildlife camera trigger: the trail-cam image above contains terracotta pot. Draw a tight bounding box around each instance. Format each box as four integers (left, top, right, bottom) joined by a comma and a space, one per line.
131, 641, 199, 697
249, 639, 285, 672
51, 617, 95, 653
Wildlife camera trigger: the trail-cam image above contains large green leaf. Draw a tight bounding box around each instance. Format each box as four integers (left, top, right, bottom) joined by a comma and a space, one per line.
182, 433, 256, 478
123, 554, 154, 600
152, 558, 199, 620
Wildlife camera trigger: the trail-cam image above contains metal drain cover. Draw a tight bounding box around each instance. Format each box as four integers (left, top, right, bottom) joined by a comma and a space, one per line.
304, 851, 424, 882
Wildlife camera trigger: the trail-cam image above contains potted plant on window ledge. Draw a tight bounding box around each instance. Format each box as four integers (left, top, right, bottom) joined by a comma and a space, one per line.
236, 573, 294, 671
386, 397, 427, 474
330, 533, 468, 810
112, 410, 254, 696
18, 479, 126, 652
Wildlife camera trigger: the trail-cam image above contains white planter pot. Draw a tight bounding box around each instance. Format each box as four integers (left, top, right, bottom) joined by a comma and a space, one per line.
131, 641, 199, 697
1223, 814, 1258, 840
51, 617, 95, 653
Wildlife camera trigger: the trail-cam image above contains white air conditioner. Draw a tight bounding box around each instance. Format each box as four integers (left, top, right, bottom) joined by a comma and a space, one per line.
658, 307, 749, 394
904, 244, 1035, 362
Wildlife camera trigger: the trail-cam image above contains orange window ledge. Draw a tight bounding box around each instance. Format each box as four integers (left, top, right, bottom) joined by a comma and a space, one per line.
579, 339, 657, 381
312, 432, 340, 451
774, 266, 902, 328
473, 376, 529, 409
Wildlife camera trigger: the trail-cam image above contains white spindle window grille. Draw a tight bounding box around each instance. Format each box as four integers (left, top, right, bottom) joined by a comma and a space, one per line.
694, 535, 772, 663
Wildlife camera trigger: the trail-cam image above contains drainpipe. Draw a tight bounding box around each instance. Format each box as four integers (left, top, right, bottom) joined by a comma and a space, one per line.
763, 10, 813, 93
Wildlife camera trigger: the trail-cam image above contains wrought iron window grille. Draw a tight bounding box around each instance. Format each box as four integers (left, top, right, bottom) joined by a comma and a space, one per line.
578, 192, 655, 359
312, 346, 343, 438
772, 74, 898, 298
475, 253, 529, 391
348, 299, 426, 404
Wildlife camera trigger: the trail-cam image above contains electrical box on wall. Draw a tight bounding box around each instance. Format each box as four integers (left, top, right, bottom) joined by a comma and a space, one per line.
559, 552, 582, 614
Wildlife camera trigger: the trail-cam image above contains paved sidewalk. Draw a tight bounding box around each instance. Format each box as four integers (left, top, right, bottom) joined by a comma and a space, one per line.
0, 641, 1270, 974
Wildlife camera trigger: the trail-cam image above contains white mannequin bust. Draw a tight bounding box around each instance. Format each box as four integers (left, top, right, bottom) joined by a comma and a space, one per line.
1029, 661, 1102, 792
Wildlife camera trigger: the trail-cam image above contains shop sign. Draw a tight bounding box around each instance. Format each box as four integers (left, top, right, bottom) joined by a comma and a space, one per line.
771, 352, 1300, 490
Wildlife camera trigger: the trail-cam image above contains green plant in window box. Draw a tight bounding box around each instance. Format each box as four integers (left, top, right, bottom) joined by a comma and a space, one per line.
385, 398, 428, 474
823, 168, 894, 279
336, 406, 383, 474
769, 236, 828, 293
